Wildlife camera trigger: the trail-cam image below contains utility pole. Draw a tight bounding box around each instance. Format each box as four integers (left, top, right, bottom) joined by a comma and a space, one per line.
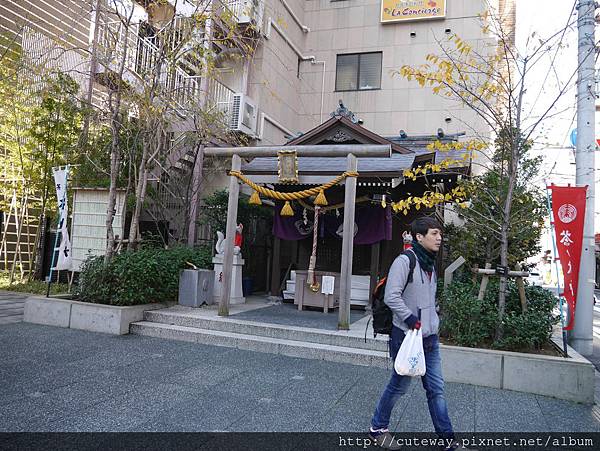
572, 0, 597, 356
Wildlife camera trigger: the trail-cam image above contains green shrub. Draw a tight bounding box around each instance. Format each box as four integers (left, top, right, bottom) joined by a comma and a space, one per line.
75, 246, 212, 306
0, 272, 68, 295
438, 280, 498, 347
438, 279, 559, 351
494, 285, 559, 351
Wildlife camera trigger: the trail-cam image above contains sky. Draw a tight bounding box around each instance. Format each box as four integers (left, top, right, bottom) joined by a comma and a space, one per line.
515, 0, 599, 235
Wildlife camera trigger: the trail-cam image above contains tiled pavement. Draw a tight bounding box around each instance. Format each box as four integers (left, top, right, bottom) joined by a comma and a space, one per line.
1, 322, 599, 435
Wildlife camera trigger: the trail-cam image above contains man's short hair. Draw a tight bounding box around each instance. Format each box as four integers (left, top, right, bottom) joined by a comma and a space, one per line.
411, 217, 444, 237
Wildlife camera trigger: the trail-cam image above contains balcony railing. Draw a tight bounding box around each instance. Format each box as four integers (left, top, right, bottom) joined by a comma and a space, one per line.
96, 16, 203, 110
207, 79, 235, 124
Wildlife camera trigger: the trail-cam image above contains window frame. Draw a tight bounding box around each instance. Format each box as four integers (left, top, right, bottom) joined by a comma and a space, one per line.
334, 51, 382, 92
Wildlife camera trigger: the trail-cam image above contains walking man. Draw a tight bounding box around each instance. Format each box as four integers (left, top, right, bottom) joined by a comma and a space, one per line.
369, 217, 463, 450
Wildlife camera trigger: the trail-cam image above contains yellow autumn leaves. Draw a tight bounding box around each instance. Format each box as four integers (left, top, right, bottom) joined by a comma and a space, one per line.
389, 136, 481, 214
391, 186, 468, 216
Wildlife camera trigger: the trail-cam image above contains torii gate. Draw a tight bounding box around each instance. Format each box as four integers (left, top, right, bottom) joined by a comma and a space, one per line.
203, 144, 391, 330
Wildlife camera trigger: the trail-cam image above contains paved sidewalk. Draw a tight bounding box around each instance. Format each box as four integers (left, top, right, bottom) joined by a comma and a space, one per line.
1, 322, 600, 436
0, 291, 27, 325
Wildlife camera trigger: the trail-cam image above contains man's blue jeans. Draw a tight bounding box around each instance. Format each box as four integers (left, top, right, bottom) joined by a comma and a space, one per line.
371, 325, 454, 439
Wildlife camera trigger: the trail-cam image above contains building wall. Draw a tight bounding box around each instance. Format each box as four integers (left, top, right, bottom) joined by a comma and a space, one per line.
243, 0, 502, 144
245, 0, 309, 144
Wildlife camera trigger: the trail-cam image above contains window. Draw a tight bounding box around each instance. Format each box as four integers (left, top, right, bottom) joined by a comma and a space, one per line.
335, 52, 382, 91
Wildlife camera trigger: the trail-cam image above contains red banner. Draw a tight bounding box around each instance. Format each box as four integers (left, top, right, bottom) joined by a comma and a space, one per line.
548, 185, 588, 330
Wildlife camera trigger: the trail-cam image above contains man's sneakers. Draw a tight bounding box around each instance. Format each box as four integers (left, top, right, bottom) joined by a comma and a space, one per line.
368, 427, 402, 450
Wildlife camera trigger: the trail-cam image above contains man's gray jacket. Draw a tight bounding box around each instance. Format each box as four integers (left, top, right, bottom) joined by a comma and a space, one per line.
383, 250, 440, 337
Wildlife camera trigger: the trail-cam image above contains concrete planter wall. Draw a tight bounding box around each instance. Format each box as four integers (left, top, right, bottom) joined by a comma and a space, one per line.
24, 297, 167, 335
441, 337, 595, 404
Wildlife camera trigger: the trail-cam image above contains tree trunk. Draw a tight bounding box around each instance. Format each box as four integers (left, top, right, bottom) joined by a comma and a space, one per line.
495, 136, 519, 342
104, 21, 131, 264
186, 143, 205, 246
104, 107, 121, 263
127, 132, 152, 250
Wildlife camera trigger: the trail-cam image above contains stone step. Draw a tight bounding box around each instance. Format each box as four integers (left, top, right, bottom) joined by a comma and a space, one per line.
351, 299, 368, 307
283, 275, 371, 302
141, 309, 387, 352
130, 321, 389, 368
281, 291, 368, 305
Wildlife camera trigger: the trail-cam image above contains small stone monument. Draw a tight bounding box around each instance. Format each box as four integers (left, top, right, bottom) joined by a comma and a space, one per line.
212, 225, 245, 304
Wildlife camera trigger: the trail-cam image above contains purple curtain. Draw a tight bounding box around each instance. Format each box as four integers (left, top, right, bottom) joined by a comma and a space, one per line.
273, 203, 392, 244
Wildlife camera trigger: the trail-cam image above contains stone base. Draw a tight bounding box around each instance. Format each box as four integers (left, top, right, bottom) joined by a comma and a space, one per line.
24, 297, 167, 335
212, 254, 245, 304
228, 296, 246, 305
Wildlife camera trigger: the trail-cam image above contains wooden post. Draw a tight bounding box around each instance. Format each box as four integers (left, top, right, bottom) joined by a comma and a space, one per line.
187, 144, 204, 246
218, 154, 241, 316
472, 263, 479, 284
369, 241, 381, 306
444, 256, 466, 290
477, 263, 492, 300
515, 264, 527, 312
338, 153, 357, 330
270, 236, 281, 295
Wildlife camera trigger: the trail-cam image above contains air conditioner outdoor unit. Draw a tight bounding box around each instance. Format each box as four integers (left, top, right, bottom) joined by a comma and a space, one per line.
235, 0, 264, 30
230, 93, 258, 137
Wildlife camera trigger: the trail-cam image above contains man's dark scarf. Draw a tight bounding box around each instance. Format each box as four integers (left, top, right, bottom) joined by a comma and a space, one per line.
411, 240, 436, 273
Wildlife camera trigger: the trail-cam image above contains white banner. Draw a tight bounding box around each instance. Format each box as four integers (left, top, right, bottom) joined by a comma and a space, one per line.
52, 167, 72, 270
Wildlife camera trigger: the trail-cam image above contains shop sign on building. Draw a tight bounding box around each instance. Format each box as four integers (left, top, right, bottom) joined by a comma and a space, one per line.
381, 0, 446, 23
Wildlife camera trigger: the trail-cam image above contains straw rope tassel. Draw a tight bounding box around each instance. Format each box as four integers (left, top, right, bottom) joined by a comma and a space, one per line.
314, 189, 328, 206
249, 190, 262, 205
281, 201, 294, 216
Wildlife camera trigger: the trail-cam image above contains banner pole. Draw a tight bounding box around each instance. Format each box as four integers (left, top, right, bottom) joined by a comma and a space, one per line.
545, 184, 568, 357
46, 165, 69, 298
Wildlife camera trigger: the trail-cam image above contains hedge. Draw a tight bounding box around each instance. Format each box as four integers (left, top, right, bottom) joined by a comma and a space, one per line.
438, 278, 559, 351
75, 246, 212, 306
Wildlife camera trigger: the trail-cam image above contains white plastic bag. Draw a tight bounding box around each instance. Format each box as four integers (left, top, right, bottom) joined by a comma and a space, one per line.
394, 329, 426, 376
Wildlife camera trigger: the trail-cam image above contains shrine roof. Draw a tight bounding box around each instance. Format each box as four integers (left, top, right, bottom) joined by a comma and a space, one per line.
241, 153, 417, 176
387, 134, 470, 167
285, 115, 413, 155
239, 104, 470, 177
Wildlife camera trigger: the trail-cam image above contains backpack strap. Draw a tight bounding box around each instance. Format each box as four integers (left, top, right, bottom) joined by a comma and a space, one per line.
401, 249, 417, 294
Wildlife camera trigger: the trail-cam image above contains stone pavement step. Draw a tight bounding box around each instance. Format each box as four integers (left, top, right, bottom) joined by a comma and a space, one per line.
142, 309, 388, 352
130, 321, 389, 369
0, 292, 26, 324
0, 301, 25, 308
0, 291, 28, 298
0, 315, 24, 324
0, 308, 25, 316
